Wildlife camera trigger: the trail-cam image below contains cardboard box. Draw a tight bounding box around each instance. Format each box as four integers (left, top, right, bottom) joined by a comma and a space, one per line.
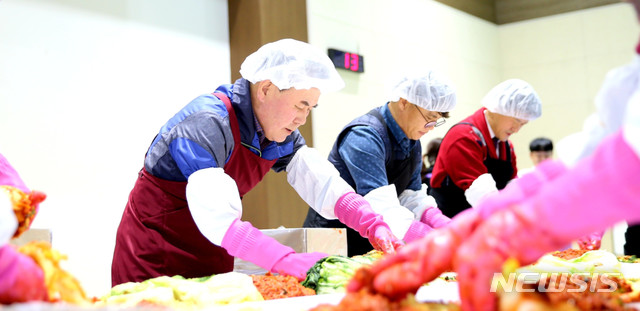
234, 227, 347, 275
10, 228, 52, 246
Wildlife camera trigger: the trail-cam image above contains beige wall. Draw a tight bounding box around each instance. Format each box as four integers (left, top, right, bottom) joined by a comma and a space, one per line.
308, 1, 638, 253
0, 0, 229, 297
498, 4, 638, 254
307, 0, 502, 157
308, 1, 638, 170
499, 3, 639, 170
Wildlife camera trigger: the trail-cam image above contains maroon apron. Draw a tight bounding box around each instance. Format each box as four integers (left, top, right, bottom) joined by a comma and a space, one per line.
111, 92, 277, 286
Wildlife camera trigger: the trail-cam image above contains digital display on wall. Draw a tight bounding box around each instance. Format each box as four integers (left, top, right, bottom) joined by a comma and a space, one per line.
328, 48, 364, 73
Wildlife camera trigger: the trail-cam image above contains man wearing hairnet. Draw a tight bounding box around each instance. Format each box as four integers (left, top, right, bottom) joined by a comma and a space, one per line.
348, 1, 640, 310
429, 79, 542, 217
111, 39, 404, 285
303, 71, 456, 256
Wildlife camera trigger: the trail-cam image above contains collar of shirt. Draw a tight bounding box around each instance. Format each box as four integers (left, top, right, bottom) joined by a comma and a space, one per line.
382, 103, 415, 154
230, 78, 271, 150
484, 112, 496, 140
254, 113, 264, 139
484, 111, 501, 156
254, 113, 271, 149
230, 78, 257, 145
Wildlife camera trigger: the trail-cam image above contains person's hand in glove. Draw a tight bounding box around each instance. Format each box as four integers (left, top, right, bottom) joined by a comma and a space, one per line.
347, 208, 481, 299
347, 160, 568, 299
577, 231, 604, 250
419, 206, 451, 228
474, 160, 568, 218
454, 206, 568, 311
0, 153, 47, 241
271, 252, 328, 280
0, 154, 49, 303
221, 218, 326, 281
0, 186, 46, 238
334, 192, 404, 253
348, 131, 640, 311
0, 245, 48, 303
456, 132, 640, 311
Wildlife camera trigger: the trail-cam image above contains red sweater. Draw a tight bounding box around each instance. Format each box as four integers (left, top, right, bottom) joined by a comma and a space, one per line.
431, 107, 518, 190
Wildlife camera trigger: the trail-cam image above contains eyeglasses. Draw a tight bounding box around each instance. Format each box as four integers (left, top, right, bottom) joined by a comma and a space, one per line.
414, 105, 446, 128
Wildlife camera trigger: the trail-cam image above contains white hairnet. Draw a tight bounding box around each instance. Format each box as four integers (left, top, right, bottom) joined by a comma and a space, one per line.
481, 79, 542, 120
239, 38, 345, 94
390, 71, 457, 112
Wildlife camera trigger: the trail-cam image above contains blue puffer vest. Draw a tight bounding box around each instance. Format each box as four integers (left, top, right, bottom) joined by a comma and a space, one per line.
328, 107, 421, 196
303, 106, 421, 256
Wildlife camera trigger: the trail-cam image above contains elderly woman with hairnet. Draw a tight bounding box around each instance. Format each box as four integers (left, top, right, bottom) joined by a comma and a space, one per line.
111, 39, 404, 285
304, 71, 457, 256
429, 79, 542, 217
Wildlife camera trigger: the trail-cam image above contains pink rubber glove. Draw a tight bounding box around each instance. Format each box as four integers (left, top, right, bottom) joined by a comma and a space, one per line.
347, 159, 568, 298
420, 206, 450, 228
402, 220, 433, 243
3, 188, 47, 239
334, 192, 404, 254
221, 219, 327, 280
0, 154, 29, 192
455, 207, 566, 311
347, 208, 482, 298
476, 159, 568, 219
455, 131, 640, 311
403, 205, 452, 244
349, 131, 640, 310
0, 245, 48, 303
577, 230, 604, 250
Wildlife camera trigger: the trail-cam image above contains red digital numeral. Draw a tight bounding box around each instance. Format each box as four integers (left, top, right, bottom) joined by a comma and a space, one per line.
350, 54, 359, 71
344, 53, 359, 72
344, 53, 351, 70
